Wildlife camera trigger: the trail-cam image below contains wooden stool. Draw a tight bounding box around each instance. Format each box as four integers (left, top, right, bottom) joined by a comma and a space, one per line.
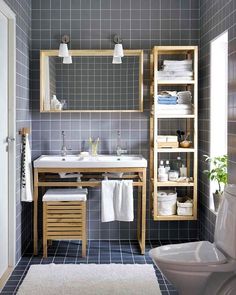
42, 188, 87, 258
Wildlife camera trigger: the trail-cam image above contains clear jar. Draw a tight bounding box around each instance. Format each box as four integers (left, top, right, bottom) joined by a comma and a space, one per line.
168, 170, 179, 181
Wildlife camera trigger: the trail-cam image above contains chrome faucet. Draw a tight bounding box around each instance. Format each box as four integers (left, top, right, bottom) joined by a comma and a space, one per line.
116, 130, 127, 156
116, 146, 128, 156
61, 131, 68, 156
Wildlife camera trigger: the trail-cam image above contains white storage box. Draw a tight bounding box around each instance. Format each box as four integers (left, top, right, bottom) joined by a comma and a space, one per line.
177, 198, 193, 216
157, 191, 177, 216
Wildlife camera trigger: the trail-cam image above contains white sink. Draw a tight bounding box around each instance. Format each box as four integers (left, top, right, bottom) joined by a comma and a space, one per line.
34, 154, 147, 168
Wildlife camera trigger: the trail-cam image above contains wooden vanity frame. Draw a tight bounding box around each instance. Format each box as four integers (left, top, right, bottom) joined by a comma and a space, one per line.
33, 167, 147, 255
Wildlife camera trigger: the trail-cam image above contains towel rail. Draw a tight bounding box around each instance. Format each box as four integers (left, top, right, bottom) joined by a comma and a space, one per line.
37, 181, 143, 187
19, 127, 30, 135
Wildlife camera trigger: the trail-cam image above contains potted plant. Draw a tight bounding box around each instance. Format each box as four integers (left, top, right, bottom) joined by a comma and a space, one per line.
203, 155, 228, 212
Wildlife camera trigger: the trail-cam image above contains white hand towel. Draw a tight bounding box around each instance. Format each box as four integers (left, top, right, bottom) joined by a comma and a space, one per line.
101, 180, 134, 222
115, 180, 134, 222
101, 180, 116, 222
21, 134, 33, 202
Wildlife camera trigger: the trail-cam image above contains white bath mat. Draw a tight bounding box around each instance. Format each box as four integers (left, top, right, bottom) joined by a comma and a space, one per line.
17, 264, 161, 295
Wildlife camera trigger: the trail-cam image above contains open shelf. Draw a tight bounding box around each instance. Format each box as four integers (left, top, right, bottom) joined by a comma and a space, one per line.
157, 80, 195, 85
153, 214, 196, 221
157, 181, 194, 187
157, 148, 195, 153
156, 114, 195, 119
150, 46, 198, 221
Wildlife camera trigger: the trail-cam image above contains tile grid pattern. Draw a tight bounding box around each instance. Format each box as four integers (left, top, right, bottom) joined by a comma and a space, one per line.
4, 0, 32, 263
31, 0, 200, 241
199, 0, 236, 241
1, 240, 186, 295
53, 56, 139, 110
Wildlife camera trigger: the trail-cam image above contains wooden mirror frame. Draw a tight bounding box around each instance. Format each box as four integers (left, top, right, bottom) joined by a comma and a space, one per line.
40, 49, 143, 112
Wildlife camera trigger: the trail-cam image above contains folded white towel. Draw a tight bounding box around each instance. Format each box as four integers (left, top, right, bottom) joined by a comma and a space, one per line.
101, 180, 134, 222
164, 65, 192, 71
163, 60, 192, 66
157, 76, 193, 81
21, 134, 33, 202
155, 104, 193, 115
157, 71, 193, 77
157, 104, 192, 110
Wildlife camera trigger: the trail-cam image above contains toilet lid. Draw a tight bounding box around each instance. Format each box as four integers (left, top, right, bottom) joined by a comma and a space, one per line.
151, 241, 227, 266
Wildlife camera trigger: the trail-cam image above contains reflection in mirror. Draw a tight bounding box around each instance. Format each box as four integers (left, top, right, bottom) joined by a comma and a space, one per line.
41, 50, 143, 112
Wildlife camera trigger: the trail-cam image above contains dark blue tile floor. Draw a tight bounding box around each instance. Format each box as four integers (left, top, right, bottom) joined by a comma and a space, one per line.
0, 240, 189, 294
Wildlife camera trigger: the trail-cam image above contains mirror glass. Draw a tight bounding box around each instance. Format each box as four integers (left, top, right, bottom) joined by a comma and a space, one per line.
41, 51, 143, 112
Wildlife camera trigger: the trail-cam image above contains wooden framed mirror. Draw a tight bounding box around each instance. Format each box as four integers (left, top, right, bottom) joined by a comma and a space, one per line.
40, 50, 143, 112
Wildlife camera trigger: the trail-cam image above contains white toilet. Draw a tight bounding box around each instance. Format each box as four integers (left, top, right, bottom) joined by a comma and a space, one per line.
149, 184, 236, 295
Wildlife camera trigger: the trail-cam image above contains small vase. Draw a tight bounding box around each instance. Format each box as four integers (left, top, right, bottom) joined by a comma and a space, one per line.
213, 192, 223, 212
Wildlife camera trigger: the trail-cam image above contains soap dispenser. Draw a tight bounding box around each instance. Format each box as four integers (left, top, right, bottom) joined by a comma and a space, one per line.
158, 160, 168, 182
180, 164, 187, 177
165, 160, 170, 173
158, 160, 165, 175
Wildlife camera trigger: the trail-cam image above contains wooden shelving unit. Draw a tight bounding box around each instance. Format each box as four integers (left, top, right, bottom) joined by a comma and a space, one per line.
150, 46, 198, 221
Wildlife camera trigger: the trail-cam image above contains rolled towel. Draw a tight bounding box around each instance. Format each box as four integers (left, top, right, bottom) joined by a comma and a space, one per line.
177, 91, 192, 104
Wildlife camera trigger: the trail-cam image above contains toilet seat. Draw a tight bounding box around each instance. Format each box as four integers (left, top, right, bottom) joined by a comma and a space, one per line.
150, 241, 227, 266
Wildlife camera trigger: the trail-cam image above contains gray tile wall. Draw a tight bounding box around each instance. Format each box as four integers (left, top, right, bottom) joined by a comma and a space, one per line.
199, 0, 236, 241
31, 0, 200, 240
53, 56, 140, 110
3, 0, 32, 263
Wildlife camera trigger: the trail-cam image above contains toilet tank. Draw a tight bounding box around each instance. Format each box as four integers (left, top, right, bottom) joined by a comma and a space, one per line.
214, 185, 236, 259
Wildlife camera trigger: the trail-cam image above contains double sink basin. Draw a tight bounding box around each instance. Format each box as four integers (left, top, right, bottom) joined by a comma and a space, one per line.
34, 154, 147, 168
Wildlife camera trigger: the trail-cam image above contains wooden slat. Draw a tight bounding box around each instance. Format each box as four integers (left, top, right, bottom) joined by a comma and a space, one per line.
39, 181, 143, 187
47, 236, 83, 240
47, 210, 82, 214
47, 223, 82, 227
153, 215, 196, 221
47, 227, 82, 231
47, 219, 82, 223
46, 201, 85, 205
157, 181, 194, 187
47, 214, 83, 218
48, 231, 82, 236
47, 206, 83, 209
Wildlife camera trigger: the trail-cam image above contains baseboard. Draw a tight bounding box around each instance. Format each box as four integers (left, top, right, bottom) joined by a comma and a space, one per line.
0, 267, 13, 292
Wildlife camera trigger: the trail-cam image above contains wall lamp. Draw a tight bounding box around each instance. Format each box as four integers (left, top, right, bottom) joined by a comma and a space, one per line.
58, 35, 72, 64
112, 34, 124, 64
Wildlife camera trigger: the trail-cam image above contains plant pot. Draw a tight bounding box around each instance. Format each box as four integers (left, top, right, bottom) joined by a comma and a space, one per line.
213, 192, 223, 212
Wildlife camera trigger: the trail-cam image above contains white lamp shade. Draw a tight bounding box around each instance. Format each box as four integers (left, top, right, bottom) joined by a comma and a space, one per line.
113, 44, 124, 57
112, 56, 122, 64
58, 43, 69, 57
63, 55, 72, 64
